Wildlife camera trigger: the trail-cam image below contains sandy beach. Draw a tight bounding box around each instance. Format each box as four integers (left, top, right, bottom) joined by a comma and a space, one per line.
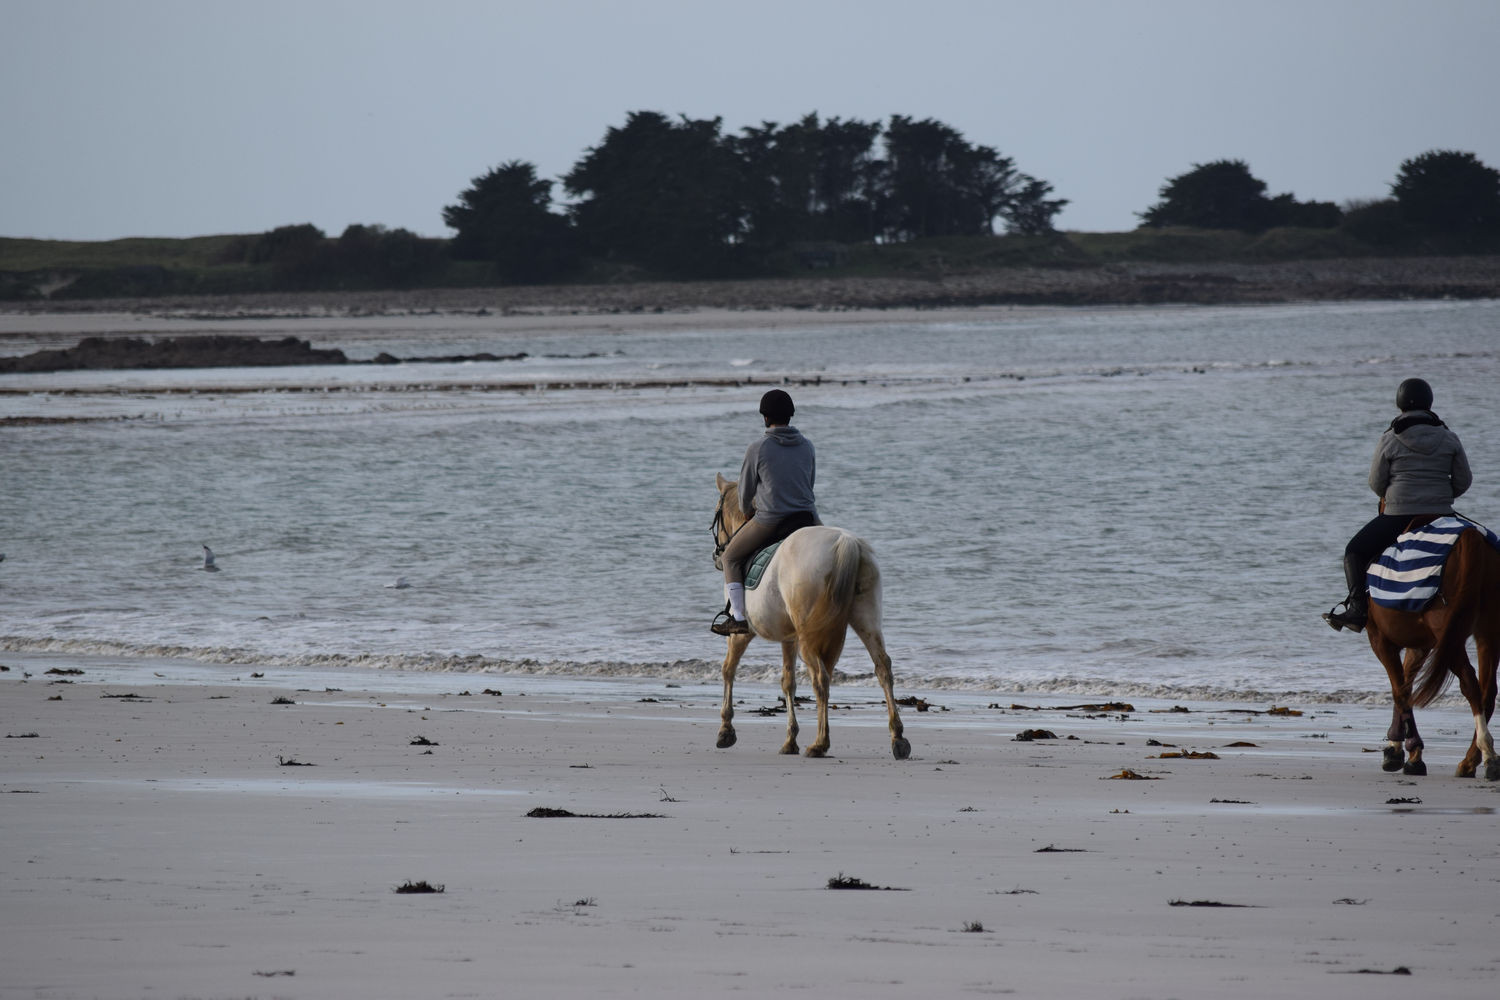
4, 653, 1498, 999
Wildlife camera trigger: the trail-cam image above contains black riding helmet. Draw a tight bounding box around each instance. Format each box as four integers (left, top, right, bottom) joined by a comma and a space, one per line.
1396, 378, 1434, 412
759, 389, 795, 425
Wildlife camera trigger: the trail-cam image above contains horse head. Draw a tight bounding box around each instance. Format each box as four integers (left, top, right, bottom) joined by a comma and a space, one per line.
711, 473, 746, 570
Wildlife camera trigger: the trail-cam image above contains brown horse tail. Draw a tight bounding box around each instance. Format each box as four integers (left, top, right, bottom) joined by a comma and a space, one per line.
797, 531, 862, 656
1411, 530, 1482, 708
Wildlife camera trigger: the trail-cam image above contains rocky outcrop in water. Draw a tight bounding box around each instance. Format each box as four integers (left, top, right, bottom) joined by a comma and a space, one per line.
0, 335, 350, 373
0, 335, 538, 373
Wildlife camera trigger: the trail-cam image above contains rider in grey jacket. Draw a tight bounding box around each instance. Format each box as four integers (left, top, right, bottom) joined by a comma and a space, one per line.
712, 390, 819, 636
1325, 377, 1472, 632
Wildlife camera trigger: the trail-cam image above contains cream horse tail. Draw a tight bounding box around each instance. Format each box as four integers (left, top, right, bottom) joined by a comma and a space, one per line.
792, 530, 865, 661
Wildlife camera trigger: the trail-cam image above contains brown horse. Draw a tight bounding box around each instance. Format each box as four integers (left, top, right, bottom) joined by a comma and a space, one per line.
711, 474, 911, 759
1367, 526, 1500, 779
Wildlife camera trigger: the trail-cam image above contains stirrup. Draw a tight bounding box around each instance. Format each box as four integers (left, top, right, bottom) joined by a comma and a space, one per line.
1322, 603, 1365, 634
710, 611, 750, 636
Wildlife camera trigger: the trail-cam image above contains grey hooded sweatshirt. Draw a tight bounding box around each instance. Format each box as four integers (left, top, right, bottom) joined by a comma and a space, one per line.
739, 425, 817, 524
1369, 410, 1472, 515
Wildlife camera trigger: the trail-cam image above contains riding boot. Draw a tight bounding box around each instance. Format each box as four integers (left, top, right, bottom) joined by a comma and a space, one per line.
1323, 553, 1369, 633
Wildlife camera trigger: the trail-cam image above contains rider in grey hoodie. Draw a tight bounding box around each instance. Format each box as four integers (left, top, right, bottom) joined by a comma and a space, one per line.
1324, 377, 1472, 632
712, 389, 819, 635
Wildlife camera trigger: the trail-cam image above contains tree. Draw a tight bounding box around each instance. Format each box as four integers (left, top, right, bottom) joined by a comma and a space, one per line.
243, 223, 331, 288
965, 146, 1019, 235
882, 116, 985, 240
1391, 150, 1500, 238
245, 223, 325, 265
1339, 198, 1407, 247
1139, 160, 1271, 230
1002, 176, 1069, 235
732, 114, 883, 247
1141, 160, 1340, 231
879, 119, 1067, 239
813, 117, 885, 242
338, 224, 444, 287
734, 116, 822, 247
1266, 194, 1342, 229
443, 161, 577, 283
565, 111, 743, 276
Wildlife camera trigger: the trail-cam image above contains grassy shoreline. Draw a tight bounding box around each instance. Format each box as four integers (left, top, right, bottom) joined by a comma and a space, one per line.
4, 230, 1499, 313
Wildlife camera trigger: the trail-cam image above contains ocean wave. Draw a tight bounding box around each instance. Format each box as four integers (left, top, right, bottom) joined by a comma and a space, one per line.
0, 634, 1407, 706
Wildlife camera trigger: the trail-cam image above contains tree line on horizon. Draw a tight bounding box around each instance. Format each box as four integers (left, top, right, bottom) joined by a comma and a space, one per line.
1140, 150, 1500, 252
441, 111, 1069, 282
245, 123, 1499, 290
225, 110, 1070, 288
23, 113, 1495, 299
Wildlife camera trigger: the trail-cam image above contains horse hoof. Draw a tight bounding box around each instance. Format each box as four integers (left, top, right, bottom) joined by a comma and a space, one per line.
892, 738, 911, 761
1403, 759, 1427, 777
716, 731, 737, 749
1381, 746, 1405, 772
779, 742, 798, 755
804, 746, 827, 758
1486, 759, 1500, 782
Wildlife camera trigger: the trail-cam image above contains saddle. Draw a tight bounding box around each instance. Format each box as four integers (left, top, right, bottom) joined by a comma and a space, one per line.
1368, 515, 1500, 611
744, 540, 783, 591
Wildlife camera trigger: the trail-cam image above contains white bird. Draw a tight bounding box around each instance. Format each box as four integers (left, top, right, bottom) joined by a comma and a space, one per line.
385, 576, 411, 589
202, 545, 219, 572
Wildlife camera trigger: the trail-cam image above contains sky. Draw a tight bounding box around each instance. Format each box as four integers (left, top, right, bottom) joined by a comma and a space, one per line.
4, 0, 1499, 241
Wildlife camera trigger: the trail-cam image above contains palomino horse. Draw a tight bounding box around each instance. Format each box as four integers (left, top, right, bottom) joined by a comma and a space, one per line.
711, 473, 911, 759
1367, 525, 1500, 779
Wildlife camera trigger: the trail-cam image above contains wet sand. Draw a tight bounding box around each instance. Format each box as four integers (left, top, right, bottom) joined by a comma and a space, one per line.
3, 658, 1498, 998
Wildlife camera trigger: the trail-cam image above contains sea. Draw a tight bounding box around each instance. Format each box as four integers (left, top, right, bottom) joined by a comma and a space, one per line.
2, 298, 1497, 703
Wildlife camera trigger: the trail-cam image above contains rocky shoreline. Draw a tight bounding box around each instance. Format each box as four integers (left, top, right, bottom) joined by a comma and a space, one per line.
3, 255, 1498, 320
0, 334, 544, 373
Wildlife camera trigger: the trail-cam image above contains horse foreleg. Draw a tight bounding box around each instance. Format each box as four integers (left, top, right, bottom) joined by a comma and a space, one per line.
853, 622, 910, 761
1376, 640, 1422, 774
1400, 656, 1427, 778
778, 640, 800, 755
717, 633, 753, 749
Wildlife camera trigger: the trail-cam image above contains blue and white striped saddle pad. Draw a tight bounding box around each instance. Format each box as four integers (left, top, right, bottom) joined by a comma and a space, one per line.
1368, 516, 1500, 611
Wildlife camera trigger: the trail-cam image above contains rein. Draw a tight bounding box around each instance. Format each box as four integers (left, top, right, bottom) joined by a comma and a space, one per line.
710, 492, 743, 561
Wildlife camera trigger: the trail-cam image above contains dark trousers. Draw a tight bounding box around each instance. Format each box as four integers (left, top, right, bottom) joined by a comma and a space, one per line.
1342, 512, 1448, 594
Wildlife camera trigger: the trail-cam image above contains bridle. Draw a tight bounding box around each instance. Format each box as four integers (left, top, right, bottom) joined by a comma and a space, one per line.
710, 491, 742, 565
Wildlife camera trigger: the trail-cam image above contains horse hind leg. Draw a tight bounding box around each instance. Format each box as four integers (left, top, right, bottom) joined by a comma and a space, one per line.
1450, 648, 1489, 779
778, 640, 800, 755
793, 626, 846, 758
1478, 635, 1500, 781
851, 618, 910, 761
801, 648, 833, 758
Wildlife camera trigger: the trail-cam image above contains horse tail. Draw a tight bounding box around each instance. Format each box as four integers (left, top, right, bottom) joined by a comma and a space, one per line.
796, 531, 863, 660
1411, 529, 1483, 708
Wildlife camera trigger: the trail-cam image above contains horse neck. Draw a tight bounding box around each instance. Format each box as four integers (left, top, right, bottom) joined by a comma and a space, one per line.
721, 488, 746, 534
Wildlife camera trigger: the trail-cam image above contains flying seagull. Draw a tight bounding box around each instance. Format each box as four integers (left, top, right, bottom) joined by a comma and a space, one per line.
202, 545, 219, 572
